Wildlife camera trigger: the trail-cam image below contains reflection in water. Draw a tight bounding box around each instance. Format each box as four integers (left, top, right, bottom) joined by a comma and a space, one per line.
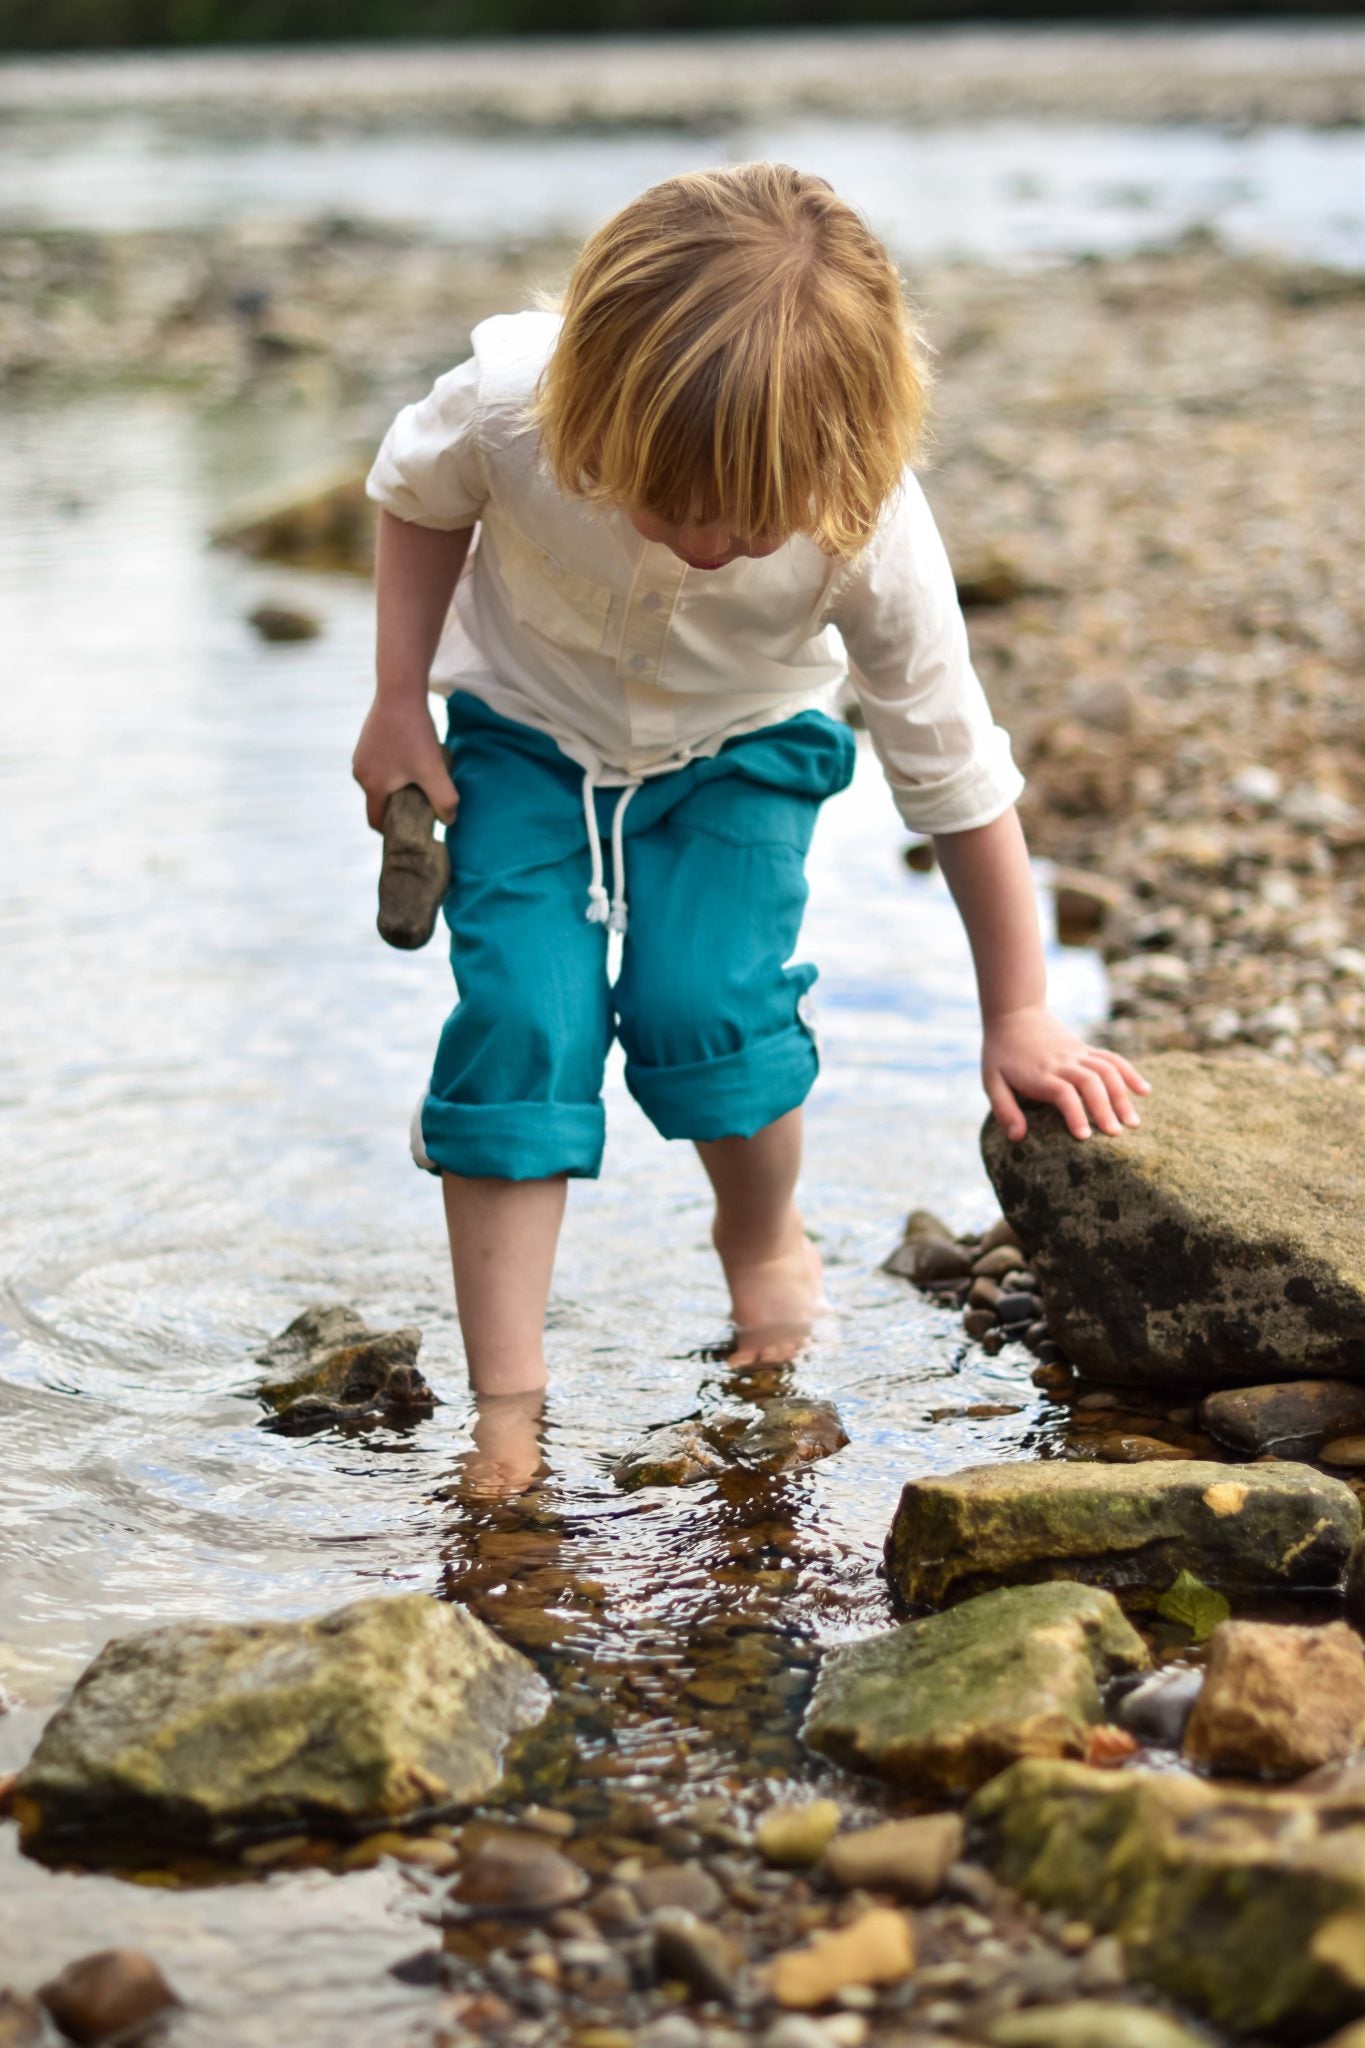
0, 388, 1104, 2038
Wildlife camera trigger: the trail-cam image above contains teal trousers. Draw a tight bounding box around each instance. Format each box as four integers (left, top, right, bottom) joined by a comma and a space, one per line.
415, 689, 856, 1181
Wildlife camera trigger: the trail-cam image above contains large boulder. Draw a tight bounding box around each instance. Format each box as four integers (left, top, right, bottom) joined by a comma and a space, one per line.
884, 1458, 1361, 1609
968, 1759, 1365, 2037
14, 1594, 548, 1862
801, 1581, 1148, 1799
981, 1052, 1365, 1390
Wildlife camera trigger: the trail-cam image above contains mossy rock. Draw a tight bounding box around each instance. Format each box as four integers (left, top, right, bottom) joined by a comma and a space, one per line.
15, 1595, 549, 1864
884, 1458, 1361, 1609
801, 1580, 1148, 1799
968, 1759, 1365, 2037
982, 1052, 1365, 1389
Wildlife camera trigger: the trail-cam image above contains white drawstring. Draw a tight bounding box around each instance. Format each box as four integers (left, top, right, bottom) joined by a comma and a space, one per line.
581, 770, 641, 935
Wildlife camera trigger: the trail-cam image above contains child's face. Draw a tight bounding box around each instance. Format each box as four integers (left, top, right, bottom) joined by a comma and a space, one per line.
625, 505, 788, 572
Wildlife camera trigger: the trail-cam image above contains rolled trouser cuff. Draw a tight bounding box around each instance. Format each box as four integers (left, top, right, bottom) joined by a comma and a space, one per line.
417, 1097, 606, 1180
625, 1021, 818, 1142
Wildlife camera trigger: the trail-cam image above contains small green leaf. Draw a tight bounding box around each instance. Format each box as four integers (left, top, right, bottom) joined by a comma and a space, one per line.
1156, 1569, 1230, 1642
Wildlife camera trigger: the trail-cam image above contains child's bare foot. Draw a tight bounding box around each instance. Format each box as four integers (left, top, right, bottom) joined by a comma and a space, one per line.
714, 1206, 827, 1367
452, 1389, 547, 1500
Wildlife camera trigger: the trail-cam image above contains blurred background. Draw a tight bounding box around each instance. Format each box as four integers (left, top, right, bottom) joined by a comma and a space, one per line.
1, 11, 1362, 2045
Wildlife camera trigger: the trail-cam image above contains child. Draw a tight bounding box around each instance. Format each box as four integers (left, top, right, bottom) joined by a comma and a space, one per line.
353, 161, 1146, 1409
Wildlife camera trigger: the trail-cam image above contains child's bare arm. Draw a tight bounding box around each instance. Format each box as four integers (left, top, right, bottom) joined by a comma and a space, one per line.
934, 808, 1149, 1141
352, 509, 474, 831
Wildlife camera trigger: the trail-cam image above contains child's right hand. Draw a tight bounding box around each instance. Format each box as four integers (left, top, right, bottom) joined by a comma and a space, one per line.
352, 697, 458, 833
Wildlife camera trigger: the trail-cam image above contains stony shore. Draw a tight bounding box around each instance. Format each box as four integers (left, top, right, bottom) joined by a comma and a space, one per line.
1, 25, 1362, 128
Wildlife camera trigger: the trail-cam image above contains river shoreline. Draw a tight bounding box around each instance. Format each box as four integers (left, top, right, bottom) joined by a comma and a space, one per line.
1, 24, 1363, 129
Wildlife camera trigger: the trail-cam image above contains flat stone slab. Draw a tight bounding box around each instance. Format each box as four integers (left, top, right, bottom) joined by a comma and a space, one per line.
968, 1759, 1365, 2037
802, 1581, 1148, 1799
14, 1594, 549, 1862
884, 1458, 1361, 1608
1201, 1379, 1365, 1458
981, 1052, 1365, 1389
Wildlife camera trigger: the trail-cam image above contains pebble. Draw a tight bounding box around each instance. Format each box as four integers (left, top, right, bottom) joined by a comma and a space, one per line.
761, 2020, 839, 2048
755, 1799, 842, 1868
767, 1908, 915, 2009
652, 1907, 744, 2005
972, 1244, 1026, 1280
37, 1951, 180, 2046
1114, 1664, 1203, 1747
968, 1277, 1002, 1310
0, 1992, 42, 2048
1076, 1934, 1128, 1994
1091, 1433, 1196, 1464
448, 1832, 588, 1914
633, 1862, 725, 1918
822, 1812, 964, 1902
521, 1804, 576, 1838
637, 2018, 705, 2048
1321, 1435, 1365, 1469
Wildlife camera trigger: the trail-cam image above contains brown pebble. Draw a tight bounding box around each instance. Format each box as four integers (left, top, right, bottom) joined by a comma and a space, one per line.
963, 1308, 996, 1339
1321, 1435, 1365, 1469
972, 1244, 1026, 1281
520, 1804, 576, 1839
448, 1831, 588, 1914
1092, 1433, 1198, 1464
1032, 1363, 1073, 1395
239, 1833, 313, 1868
38, 1951, 180, 2046
967, 1276, 1002, 1310
632, 1862, 725, 1919
977, 1218, 1021, 1254
823, 1813, 963, 1901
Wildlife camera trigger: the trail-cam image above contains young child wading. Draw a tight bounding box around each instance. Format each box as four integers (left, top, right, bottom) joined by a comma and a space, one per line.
353, 163, 1147, 1436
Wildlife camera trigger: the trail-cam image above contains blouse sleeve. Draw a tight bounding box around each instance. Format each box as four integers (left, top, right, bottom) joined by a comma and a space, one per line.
365, 352, 489, 530
827, 471, 1024, 835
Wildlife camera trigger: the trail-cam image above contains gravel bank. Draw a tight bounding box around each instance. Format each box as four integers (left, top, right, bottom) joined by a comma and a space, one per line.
0, 25, 1362, 129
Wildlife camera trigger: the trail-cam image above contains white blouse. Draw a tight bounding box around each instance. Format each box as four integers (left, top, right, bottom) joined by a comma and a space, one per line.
365, 309, 1023, 835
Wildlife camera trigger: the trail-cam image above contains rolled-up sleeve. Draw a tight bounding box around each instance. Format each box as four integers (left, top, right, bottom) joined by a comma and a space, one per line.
828, 472, 1024, 835
365, 352, 489, 530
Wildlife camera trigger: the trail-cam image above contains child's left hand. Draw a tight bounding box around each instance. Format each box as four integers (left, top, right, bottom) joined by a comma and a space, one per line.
982, 1004, 1149, 1141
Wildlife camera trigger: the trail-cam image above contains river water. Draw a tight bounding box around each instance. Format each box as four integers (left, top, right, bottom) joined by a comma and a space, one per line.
0, 65, 1357, 2046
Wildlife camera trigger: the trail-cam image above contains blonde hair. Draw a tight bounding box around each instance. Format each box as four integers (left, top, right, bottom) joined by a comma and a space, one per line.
530, 162, 930, 559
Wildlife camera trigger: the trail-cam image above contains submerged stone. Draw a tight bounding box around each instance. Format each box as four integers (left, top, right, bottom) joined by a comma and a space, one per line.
730, 1399, 848, 1473
981, 1052, 1365, 1389
612, 1421, 729, 1491
801, 1581, 1148, 1799
37, 1951, 179, 2047
14, 1594, 548, 1860
884, 1457, 1361, 1608
968, 1758, 1365, 2037
255, 1305, 435, 1432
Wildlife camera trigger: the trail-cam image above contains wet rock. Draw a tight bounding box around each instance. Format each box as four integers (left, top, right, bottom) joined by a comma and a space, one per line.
651, 1907, 744, 2004
213, 464, 373, 574
247, 600, 321, 643
981, 1052, 1365, 1389
883, 1458, 1361, 1608
731, 1400, 848, 1474
612, 1422, 729, 1490
755, 1798, 842, 1868
972, 1243, 1025, 1281
822, 1812, 964, 1900
1113, 1664, 1203, 1747
1088, 1433, 1195, 1463
1323, 1436, 1365, 1469
0, 1992, 43, 2048
447, 1829, 588, 1915
37, 1950, 179, 2045
882, 1235, 974, 1283
1183, 1619, 1365, 1778
632, 1862, 724, 1918
15, 1594, 548, 1858
765, 1906, 915, 2009
985, 2004, 1207, 2048
968, 1758, 1365, 2036
802, 1581, 1147, 1799
1200, 1379, 1365, 1458
378, 783, 450, 951
255, 1306, 434, 1432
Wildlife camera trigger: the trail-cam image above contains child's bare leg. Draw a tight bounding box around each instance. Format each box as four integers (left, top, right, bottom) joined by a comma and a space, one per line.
442, 1172, 566, 1395
695, 1107, 825, 1364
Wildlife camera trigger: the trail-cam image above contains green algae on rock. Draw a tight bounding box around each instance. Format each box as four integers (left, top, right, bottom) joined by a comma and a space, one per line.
884, 1458, 1361, 1609
14, 1594, 549, 1862
980, 1052, 1365, 1390
801, 1581, 1148, 1799
967, 1758, 1365, 2038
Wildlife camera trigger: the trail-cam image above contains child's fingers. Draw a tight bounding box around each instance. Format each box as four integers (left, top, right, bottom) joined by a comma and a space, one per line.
986, 1073, 1027, 1141
420, 760, 459, 827
1079, 1050, 1140, 1128
1113, 1052, 1152, 1095
1041, 1076, 1091, 1140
